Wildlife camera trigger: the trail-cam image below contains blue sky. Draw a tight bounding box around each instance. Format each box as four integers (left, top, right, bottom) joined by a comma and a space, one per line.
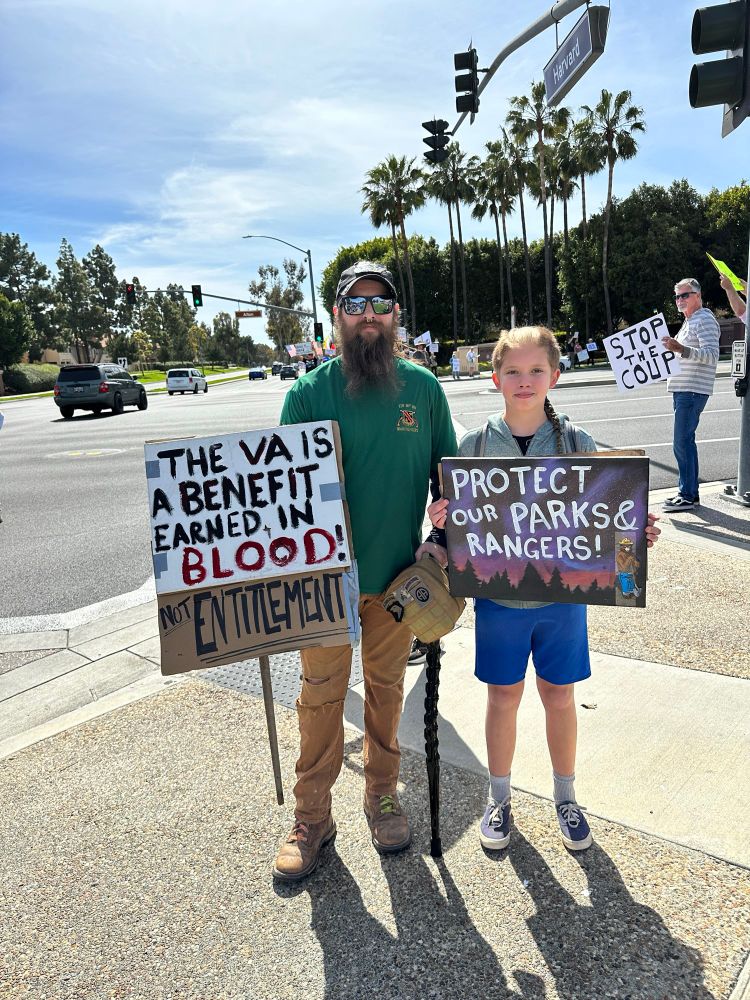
3, 0, 748, 343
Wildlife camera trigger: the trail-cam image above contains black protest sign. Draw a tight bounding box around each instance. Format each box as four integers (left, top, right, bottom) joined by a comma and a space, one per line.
442, 456, 649, 607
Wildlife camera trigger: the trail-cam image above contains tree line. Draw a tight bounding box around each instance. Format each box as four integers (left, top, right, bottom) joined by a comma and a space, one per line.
343, 82, 749, 345
0, 236, 291, 370
321, 178, 749, 353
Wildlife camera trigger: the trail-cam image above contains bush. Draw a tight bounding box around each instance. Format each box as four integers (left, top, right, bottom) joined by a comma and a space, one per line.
3, 363, 60, 394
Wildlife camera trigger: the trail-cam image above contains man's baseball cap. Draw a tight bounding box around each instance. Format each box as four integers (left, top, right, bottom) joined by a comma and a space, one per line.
335, 261, 398, 303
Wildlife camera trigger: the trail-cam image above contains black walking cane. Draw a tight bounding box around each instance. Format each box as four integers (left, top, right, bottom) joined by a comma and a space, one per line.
423, 639, 443, 858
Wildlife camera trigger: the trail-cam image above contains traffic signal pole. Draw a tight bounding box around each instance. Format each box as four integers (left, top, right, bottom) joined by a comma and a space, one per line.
449, 0, 590, 134
730, 235, 750, 503
689, 0, 750, 502
139, 287, 314, 319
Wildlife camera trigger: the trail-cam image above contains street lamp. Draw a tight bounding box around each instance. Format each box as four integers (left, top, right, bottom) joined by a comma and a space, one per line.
241, 234, 318, 325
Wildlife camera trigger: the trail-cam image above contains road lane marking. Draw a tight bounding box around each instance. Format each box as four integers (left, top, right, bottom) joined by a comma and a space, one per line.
46, 448, 128, 458
610, 436, 739, 449
573, 407, 739, 426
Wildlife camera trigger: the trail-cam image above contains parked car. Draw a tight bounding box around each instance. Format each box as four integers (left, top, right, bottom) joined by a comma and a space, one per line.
53, 364, 147, 419
166, 368, 208, 395
271, 361, 284, 375
248, 367, 268, 380
559, 355, 572, 372
279, 364, 298, 380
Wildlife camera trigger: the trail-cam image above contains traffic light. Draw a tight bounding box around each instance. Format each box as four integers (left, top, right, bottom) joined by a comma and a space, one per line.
454, 47, 479, 115
690, 0, 750, 136
314, 322, 324, 343
125, 283, 136, 305
191, 284, 203, 308
422, 119, 450, 164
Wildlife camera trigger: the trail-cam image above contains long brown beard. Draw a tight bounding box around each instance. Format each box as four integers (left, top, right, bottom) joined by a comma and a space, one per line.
337, 313, 401, 397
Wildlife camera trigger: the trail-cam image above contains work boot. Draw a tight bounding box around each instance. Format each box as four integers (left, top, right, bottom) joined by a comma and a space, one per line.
272, 815, 336, 882
364, 793, 412, 854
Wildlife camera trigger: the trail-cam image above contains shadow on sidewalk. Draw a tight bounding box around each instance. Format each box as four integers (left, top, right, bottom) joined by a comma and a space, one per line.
278, 849, 533, 999
506, 832, 715, 1000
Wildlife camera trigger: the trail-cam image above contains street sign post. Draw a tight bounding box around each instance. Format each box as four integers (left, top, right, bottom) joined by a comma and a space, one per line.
543, 5, 610, 106
732, 339, 747, 377
235, 309, 263, 319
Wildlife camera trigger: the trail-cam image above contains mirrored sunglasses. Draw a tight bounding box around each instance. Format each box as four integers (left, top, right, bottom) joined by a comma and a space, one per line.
340, 295, 394, 316
674, 291, 695, 301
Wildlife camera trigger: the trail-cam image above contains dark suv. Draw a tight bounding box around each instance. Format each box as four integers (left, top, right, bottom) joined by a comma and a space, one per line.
53, 364, 148, 419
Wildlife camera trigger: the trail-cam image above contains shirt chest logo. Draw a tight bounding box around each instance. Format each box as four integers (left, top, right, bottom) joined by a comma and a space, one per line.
397, 403, 419, 433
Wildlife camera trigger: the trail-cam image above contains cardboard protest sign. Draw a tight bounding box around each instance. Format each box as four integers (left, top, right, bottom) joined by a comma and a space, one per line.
603, 313, 681, 392
145, 421, 351, 593
155, 566, 359, 675
442, 455, 649, 607
144, 421, 359, 674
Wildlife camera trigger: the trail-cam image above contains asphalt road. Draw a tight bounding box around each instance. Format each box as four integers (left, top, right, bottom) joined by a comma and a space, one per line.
0, 373, 742, 618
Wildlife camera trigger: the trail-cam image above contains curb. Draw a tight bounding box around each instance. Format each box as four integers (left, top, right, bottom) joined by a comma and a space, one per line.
730, 955, 750, 1000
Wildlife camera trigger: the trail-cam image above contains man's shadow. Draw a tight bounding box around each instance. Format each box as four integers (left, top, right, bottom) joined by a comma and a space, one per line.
507, 831, 715, 1000
276, 822, 538, 1000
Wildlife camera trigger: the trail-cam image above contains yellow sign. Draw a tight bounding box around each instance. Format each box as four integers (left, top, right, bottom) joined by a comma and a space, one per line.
706, 253, 745, 291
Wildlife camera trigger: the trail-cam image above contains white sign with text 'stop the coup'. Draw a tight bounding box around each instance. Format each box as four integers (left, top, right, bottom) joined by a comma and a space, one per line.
603, 313, 682, 393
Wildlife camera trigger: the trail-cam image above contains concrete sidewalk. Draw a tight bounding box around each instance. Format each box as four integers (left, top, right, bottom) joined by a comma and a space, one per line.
1, 482, 748, 998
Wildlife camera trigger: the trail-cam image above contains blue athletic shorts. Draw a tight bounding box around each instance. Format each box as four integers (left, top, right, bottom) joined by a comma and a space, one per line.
474, 599, 591, 687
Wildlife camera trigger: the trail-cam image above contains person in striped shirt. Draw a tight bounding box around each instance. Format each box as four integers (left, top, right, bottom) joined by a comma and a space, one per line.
660, 277, 720, 512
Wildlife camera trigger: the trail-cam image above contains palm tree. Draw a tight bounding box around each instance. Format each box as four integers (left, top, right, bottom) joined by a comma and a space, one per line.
554, 130, 580, 252
502, 127, 534, 323
507, 83, 570, 326
572, 116, 606, 241
361, 155, 425, 334
359, 168, 407, 307
424, 161, 459, 348
475, 142, 517, 327
579, 89, 645, 336
427, 143, 477, 341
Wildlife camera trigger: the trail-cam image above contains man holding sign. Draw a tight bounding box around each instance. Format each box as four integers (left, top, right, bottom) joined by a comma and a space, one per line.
661, 278, 720, 512
273, 261, 456, 882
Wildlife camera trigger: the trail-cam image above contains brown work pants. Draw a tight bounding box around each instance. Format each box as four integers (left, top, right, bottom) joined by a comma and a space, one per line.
293, 594, 413, 823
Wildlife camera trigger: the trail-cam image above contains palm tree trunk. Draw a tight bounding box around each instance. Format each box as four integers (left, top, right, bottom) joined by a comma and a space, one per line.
580, 172, 589, 337
518, 177, 533, 323
501, 209, 514, 325
537, 135, 552, 327
454, 197, 469, 341
447, 202, 458, 350
602, 157, 615, 337
492, 208, 505, 327
563, 196, 569, 251
398, 214, 417, 336
390, 221, 407, 308
580, 173, 588, 239
549, 194, 556, 323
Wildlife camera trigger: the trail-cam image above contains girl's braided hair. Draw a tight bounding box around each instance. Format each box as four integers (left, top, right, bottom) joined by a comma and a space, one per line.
491, 326, 565, 455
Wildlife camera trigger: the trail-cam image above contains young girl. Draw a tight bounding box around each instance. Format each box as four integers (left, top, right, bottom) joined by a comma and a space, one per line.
428, 326, 660, 852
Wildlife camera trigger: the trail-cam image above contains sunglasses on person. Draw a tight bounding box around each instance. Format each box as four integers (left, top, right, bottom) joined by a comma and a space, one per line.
674, 291, 696, 301
339, 295, 395, 316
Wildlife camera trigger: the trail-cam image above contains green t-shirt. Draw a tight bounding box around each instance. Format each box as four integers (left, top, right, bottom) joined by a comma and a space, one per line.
280, 358, 457, 594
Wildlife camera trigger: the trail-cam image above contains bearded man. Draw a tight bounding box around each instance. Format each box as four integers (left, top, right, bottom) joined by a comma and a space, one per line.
273, 261, 457, 882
